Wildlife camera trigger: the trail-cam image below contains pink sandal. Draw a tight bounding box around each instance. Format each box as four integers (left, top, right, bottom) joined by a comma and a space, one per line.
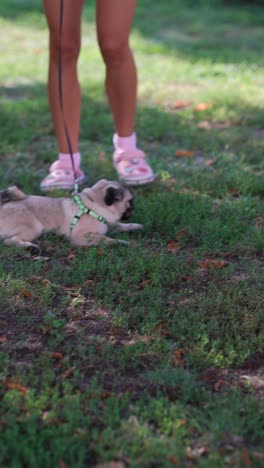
113, 148, 155, 185
40, 160, 86, 192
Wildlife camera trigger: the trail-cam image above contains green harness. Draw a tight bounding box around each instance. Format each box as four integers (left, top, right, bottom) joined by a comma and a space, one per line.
70, 194, 107, 231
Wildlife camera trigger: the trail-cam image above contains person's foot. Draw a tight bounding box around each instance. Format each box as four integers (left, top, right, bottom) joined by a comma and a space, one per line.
113, 133, 155, 185
40, 153, 86, 192
113, 148, 155, 185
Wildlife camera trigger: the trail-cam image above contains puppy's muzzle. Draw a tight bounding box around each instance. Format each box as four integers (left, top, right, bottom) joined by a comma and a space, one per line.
121, 198, 134, 221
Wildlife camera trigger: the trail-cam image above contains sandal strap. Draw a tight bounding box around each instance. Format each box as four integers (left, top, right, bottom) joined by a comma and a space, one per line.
49, 160, 82, 177
113, 149, 146, 164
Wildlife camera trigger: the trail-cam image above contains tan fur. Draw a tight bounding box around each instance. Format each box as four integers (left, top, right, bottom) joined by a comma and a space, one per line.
0, 179, 142, 250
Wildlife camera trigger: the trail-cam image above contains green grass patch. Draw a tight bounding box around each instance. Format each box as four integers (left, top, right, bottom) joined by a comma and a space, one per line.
0, 0, 263, 466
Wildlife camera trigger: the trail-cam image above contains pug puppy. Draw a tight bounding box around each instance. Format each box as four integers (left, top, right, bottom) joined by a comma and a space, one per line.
0, 180, 143, 250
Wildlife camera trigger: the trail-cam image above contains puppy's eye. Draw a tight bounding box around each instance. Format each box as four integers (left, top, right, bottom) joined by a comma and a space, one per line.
104, 187, 124, 206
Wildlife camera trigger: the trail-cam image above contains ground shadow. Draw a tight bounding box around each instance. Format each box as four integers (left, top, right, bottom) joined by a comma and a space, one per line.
1, 0, 264, 66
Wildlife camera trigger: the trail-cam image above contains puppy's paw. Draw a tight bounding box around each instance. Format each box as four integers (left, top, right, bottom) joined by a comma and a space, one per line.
26, 244, 40, 255
117, 239, 130, 246
130, 223, 143, 230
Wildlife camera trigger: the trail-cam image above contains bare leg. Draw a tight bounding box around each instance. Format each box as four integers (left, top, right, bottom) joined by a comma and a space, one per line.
42, 0, 84, 153
96, 0, 137, 137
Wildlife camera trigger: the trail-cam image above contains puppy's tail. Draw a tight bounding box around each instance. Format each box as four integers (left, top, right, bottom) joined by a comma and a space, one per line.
0, 185, 28, 204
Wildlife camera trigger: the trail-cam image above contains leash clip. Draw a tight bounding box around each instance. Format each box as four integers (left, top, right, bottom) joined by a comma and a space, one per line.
72, 180, 79, 195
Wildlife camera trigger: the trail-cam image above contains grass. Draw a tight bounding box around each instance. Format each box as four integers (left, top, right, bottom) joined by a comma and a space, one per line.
0, 0, 264, 466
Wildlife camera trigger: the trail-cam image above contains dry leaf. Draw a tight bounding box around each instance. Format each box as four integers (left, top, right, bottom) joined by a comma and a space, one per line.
241, 448, 251, 466
47, 352, 63, 360
198, 259, 229, 269
98, 151, 106, 161
175, 149, 194, 158
21, 289, 32, 298
255, 216, 264, 230
153, 322, 170, 337
228, 187, 240, 197
97, 248, 105, 257
167, 455, 179, 465
204, 158, 216, 167
67, 250, 77, 260
175, 228, 187, 239
195, 103, 212, 112
5, 378, 28, 395
59, 459, 69, 468
178, 275, 192, 282
197, 120, 211, 129
138, 279, 152, 289
83, 279, 93, 287
59, 366, 76, 380
167, 240, 181, 253
187, 446, 209, 459
214, 379, 227, 391
42, 279, 52, 287
172, 100, 191, 110
170, 348, 186, 367
33, 256, 50, 261
95, 463, 125, 468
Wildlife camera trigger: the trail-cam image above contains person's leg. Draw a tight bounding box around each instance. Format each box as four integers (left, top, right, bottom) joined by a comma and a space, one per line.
96, 0, 154, 185
41, 0, 85, 191
96, 0, 137, 137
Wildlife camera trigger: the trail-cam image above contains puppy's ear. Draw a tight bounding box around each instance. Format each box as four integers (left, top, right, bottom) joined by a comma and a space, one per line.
0, 185, 27, 204
0, 190, 12, 204
104, 186, 125, 206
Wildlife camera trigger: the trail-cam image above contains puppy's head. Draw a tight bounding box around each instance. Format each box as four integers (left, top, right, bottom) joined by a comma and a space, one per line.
82, 179, 134, 223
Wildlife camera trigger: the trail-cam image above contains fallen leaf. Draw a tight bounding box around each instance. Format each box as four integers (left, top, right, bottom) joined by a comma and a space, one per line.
67, 250, 77, 260
167, 455, 179, 465
197, 120, 211, 129
175, 228, 188, 239
138, 279, 152, 289
187, 446, 209, 459
178, 275, 192, 282
98, 151, 106, 161
33, 256, 50, 261
42, 279, 52, 287
46, 352, 63, 360
167, 240, 181, 253
214, 379, 227, 391
228, 187, 240, 197
95, 463, 125, 468
175, 149, 194, 158
83, 279, 93, 287
255, 216, 264, 230
59, 366, 76, 380
177, 418, 187, 427
195, 103, 212, 112
204, 158, 216, 167
153, 322, 170, 337
171, 100, 191, 110
5, 378, 28, 395
198, 259, 229, 269
241, 447, 252, 466
170, 348, 186, 367
59, 459, 69, 468
186, 254, 195, 266
167, 300, 176, 306
21, 289, 32, 298
97, 248, 105, 257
